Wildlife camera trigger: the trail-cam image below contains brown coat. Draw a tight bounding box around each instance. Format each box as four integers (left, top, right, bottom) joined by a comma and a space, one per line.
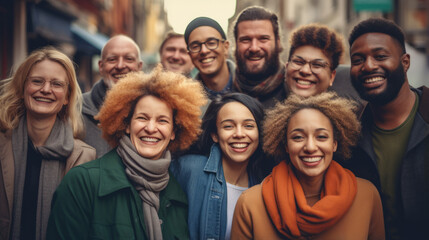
231, 178, 385, 240
0, 130, 96, 240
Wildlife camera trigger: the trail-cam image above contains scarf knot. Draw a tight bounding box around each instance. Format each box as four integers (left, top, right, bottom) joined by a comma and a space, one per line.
262, 161, 357, 238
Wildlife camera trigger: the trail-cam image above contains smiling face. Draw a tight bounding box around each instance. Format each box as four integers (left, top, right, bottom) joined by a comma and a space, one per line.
24, 59, 69, 120
126, 95, 175, 160
187, 26, 229, 77
160, 37, 194, 75
99, 36, 143, 88
286, 108, 337, 182
286, 45, 336, 97
350, 33, 409, 105
211, 101, 259, 166
235, 20, 280, 79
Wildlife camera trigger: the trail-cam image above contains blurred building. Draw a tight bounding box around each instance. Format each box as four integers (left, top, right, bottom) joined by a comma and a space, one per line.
230, 0, 428, 87
0, 0, 170, 91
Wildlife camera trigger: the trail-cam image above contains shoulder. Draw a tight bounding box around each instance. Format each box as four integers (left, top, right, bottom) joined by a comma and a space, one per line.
66, 139, 97, 169
239, 184, 262, 202
355, 177, 382, 207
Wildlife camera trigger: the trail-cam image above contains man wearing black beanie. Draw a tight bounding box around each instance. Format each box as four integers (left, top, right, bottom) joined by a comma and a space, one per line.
184, 17, 235, 100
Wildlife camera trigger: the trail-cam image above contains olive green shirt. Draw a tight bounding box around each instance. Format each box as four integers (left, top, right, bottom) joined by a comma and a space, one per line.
372, 92, 419, 240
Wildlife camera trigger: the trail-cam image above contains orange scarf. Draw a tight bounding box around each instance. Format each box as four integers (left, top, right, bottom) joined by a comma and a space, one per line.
262, 161, 357, 238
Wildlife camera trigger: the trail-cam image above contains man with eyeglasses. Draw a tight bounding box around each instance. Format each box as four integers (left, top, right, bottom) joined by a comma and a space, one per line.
232, 6, 286, 108
82, 35, 143, 157
184, 17, 235, 100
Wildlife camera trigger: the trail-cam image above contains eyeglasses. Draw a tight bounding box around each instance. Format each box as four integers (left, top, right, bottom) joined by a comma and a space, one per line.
28, 78, 68, 92
288, 57, 330, 74
188, 38, 224, 53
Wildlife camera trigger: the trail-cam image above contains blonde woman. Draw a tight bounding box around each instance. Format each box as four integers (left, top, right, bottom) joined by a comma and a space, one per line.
0, 47, 96, 240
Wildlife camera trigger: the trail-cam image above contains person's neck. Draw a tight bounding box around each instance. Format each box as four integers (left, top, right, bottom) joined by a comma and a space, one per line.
222, 157, 249, 187
200, 62, 230, 92
26, 113, 56, 147
296, 171, 324, 207
370, 82, 416, 130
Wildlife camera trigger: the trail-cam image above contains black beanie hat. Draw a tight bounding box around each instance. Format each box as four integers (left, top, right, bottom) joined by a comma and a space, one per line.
184, 17, 226, 45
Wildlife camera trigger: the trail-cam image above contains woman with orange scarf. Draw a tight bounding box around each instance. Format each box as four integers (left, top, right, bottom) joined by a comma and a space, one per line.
231, 92, 385, 240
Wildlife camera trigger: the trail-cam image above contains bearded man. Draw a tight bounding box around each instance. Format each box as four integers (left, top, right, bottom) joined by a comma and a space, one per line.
232, 6, 286, 108
344, 18, 429, 240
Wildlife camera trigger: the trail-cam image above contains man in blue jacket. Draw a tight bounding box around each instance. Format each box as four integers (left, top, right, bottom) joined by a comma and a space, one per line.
344, 18, 429, 240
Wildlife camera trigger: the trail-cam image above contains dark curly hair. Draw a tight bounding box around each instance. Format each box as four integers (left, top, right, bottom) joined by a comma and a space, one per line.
288, 23, 345, 70
263, 91, 361, 161
96, 64, 207, 152
348, 18, 406, 53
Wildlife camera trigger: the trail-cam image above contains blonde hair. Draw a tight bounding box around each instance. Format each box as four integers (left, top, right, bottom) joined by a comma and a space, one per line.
263, 92, 361, 160
97, 64, 207, 152
0, 47, 84, 138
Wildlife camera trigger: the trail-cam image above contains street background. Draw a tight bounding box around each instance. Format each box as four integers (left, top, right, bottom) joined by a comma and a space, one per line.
1, 0, 428, 90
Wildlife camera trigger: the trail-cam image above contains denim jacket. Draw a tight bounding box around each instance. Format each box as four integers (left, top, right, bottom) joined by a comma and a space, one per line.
170, 144, 258, 240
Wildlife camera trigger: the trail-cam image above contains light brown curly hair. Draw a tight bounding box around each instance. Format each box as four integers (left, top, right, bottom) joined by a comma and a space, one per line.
263, 91, 360, 161
288, 23, 344, 70
96, 64, 207, 152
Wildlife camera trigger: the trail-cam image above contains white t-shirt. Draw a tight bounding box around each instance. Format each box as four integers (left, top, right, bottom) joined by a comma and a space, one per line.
225, 183, 248, 240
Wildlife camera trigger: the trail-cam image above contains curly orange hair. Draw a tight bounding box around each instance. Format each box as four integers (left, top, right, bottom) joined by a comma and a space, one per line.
96, 64, 207, 152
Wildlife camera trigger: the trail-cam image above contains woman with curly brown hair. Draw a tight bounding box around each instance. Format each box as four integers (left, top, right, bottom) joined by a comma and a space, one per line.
231, 92, 385, 240
47, 65, 207, 240
286, 23, 344, 97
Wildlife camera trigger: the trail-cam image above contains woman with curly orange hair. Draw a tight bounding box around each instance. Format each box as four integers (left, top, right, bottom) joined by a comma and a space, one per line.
231, 92, 385, 239
47, 65, 207, 240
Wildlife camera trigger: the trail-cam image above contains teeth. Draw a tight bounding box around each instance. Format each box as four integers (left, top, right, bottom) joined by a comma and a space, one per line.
365, 76, 384, 83
297, 80, 312, 86
140, 137, 159, 142
231, 143, 249, 148
201, 57, 214, 63
114, 74, 127, 79
35, 98, 53, 102
248, 57, 262, 60
301, 157, 322, 163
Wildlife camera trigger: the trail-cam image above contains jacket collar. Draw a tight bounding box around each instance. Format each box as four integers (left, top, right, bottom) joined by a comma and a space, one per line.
358, 87, 429, 154
97, 149, 187, 205
98, 150, 132, 197
203, 144, 224, 183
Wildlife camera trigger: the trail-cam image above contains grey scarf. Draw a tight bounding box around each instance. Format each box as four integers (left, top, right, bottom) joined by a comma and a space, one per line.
116, 135, 171, 240
11, 116, 74, 240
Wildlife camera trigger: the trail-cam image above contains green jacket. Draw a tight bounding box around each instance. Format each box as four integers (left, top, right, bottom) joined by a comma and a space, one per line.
46, 150, 189, 240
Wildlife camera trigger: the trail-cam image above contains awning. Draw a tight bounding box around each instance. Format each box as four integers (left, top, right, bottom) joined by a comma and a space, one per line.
29, 4, 74, 43
71, 23, 109, 54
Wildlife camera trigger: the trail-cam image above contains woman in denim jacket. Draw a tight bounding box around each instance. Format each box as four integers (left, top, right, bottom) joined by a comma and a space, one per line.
170, 93, 273, 240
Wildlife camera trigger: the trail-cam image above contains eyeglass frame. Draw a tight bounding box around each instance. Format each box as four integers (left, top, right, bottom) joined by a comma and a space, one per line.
27, 78, 69, 92
187, 38, 225, 53
288, 56, 331, 74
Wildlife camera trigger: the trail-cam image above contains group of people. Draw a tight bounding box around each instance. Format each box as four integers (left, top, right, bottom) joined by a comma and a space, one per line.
0, 5, 427, 240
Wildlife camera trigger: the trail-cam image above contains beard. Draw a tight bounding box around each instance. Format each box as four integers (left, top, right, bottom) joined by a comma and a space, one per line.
352, 63, 406, 105
235, 45, 280, 81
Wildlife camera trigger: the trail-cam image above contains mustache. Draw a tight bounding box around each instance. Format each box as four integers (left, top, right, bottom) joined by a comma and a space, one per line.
358, 71, 386, 80
245, 51, 265, 58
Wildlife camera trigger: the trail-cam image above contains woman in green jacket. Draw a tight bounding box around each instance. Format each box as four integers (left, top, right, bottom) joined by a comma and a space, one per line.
47, 65, 207, 240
